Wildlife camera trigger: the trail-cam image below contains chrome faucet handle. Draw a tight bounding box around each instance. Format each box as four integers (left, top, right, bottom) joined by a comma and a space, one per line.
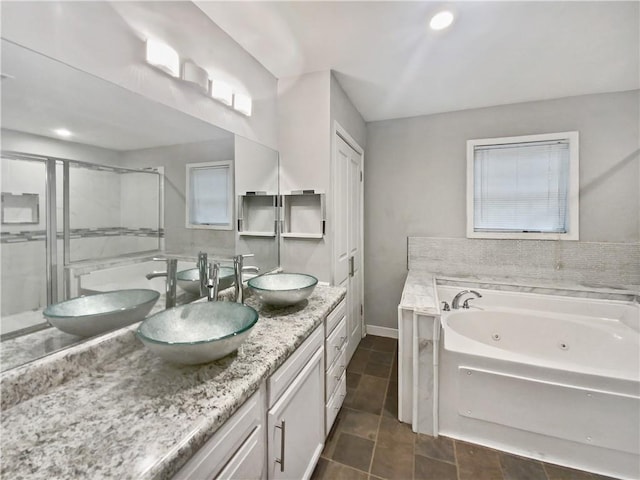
165, 258, 178, 309
197, 252, 208, 297
462, 298, 476, 309
233, 254, 254, 304
206, 262, 220, 302
441, 301, 450, 311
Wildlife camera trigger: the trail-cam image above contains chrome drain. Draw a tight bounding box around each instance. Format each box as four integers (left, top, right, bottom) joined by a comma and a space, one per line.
491, 333, 501, 341
558, 341, 569, 350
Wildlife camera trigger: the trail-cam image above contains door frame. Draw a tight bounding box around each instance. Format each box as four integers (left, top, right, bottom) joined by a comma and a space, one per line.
330, 120, 365, 337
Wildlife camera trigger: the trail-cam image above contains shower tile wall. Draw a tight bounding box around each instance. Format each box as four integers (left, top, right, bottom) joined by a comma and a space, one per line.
408, 237, 640, 288
1, 159, 161, 316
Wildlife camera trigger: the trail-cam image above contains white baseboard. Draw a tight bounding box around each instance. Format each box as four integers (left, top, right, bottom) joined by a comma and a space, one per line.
365, 324, 398, 339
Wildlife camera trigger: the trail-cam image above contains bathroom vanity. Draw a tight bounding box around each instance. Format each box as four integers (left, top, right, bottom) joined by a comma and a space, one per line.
0, 285, 346, 479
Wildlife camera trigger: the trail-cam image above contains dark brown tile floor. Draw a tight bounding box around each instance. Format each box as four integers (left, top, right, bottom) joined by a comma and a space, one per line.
312, 335, 619, 480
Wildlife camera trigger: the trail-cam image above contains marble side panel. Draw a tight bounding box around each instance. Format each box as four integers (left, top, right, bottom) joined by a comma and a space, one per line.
0, 285, 346, 480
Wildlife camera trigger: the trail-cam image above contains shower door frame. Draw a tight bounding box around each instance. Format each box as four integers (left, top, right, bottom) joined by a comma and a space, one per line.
1, 151, 163, 310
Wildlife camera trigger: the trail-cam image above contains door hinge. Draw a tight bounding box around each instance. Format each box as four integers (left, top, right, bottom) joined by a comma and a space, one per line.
360, 171, 363, 182
360, 304, 363, 316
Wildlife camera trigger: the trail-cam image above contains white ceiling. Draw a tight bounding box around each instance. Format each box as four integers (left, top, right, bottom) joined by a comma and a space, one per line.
196, 1, 640, 122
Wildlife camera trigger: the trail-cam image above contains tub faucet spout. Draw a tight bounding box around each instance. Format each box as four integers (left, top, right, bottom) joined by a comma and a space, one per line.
451, 289, 482, 309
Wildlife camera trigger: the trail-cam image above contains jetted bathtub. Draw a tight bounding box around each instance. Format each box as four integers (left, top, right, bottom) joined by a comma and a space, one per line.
437, 285, 639, 479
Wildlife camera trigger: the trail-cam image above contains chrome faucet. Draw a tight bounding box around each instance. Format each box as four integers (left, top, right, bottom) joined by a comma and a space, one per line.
197, 251, 208, 297
146, 258, 178, 308
233, 253, 254, 304
451, 289, 482, 309
206, 262, 220, 302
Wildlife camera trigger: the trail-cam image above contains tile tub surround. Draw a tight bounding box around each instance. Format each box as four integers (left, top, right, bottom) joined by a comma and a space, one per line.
0, 285, 346, 479
408, 237, 640, 293
313, 336, 619, 480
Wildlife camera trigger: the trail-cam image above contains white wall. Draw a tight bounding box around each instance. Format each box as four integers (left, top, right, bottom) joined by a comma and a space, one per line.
121, 139, 236, 257
1, 1, 278, 149
364, 90, 640, 329
277, 70, 367, 281
277, 71, 332, 280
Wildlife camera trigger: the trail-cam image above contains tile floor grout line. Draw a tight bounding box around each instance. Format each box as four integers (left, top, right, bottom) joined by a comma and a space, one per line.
367, 343, 392, 478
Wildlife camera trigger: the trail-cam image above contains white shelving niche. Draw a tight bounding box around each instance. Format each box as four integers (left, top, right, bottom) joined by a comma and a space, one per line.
237, 192, 278, 237
281, 190, 326, 239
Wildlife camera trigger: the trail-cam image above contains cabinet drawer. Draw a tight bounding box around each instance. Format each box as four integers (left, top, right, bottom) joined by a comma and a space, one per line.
268, 325, 324, 408
325, 317, 347, 370
325, 346, 346, 402
174, 386, 264, 480
216, 424, 265, 480
325, 371, 346, 434
325, 299, 346, 337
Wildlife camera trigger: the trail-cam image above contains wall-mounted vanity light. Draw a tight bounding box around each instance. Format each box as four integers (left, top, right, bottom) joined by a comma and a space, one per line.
210, 80, 234, 106
145, 39, 180, 77
182, 60, 209, 92
144, 39, 251, 116
233, 93, 252, 117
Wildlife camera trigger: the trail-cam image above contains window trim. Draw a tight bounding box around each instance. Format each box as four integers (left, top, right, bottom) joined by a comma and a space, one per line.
466, 131, 579, 241
185, 160, 234, 231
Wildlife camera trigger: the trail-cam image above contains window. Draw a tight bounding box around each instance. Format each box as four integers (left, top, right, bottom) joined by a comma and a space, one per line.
186, 161, 233, 230
467, 132, 579, 240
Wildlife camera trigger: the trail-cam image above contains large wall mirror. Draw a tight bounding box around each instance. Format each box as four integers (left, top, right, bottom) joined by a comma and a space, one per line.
0, 39, 279, 372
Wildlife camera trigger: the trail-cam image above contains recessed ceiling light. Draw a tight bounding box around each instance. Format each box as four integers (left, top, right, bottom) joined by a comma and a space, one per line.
53, 128, 72, 138
430, 11, 454, 31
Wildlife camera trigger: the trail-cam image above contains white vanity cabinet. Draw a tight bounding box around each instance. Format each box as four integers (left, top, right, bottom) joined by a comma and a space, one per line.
173, 322, 329, 480
267, 326, 325, 480
174, 385, 267, 480
324, 299, 347, 433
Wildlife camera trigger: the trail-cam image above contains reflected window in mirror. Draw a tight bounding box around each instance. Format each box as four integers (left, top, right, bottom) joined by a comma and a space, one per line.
186, 160, 233, 230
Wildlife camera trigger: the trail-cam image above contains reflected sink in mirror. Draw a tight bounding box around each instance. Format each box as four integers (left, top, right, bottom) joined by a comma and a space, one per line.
247, 273, 318, 306
43, 289, 160, 337
177, 266, 235, 296
137, 302, 258, 365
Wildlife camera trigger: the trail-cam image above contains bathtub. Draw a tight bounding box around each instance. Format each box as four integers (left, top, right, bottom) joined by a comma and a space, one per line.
437, 285, 639, 479
67, 257, 194, 297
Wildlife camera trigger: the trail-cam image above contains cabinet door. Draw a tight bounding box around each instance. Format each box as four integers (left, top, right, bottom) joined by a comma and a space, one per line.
268, 347, 324, 480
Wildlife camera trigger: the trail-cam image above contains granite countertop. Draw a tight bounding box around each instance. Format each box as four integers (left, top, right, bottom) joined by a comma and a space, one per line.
0, 285, 346, 480
400, 269, 638, 316
0, 289, 198, 373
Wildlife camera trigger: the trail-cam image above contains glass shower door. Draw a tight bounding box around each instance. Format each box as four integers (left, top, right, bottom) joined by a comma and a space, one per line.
0, 155, 59, 336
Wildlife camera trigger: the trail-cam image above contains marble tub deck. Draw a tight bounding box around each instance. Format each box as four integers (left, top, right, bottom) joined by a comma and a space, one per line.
401, 269, 638, 315
0, 285, 345, 480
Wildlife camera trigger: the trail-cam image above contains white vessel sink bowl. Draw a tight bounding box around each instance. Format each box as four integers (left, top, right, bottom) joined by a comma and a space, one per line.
177, 267, 235, 296
136, 302, 258, 365
247, 273, 318, 306
44, 289, 160, 337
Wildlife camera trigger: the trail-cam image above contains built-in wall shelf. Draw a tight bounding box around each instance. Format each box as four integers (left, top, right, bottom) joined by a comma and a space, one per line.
1, 192, 39, 225
237, 193, 278, 237
281, 191, 325, 239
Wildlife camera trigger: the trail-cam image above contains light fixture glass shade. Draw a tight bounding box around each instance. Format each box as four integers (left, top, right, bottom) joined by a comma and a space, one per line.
233, 93, 252, 116
182, 60, 209, 92
210, 80, 234, 106
145, 39, 180, 77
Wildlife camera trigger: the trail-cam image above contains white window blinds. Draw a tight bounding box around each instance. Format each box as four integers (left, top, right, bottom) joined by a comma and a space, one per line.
188, 163, 231, 226
473, 140, 570, 233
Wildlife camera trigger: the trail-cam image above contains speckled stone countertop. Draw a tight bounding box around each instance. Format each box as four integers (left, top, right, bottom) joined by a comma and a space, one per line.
0, 285, 345, 480
400, 269, 638, 315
